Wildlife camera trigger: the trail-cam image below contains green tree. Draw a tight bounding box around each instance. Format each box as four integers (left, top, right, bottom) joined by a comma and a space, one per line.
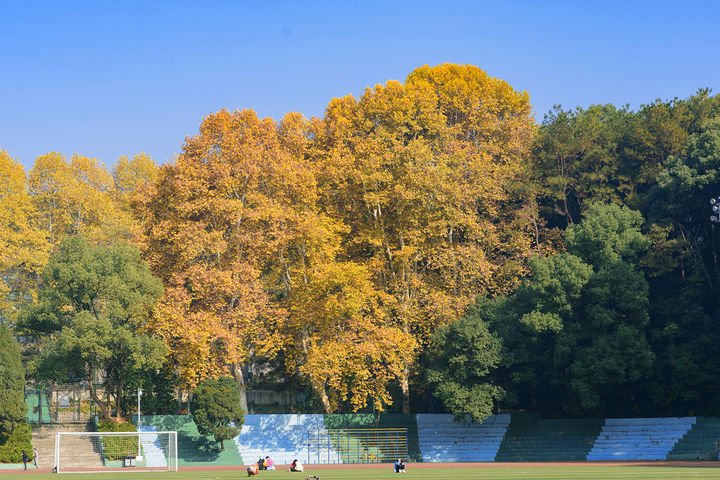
533, 105, 631, 227
190, 377, 245, 450
479, 203, 654, 416
0, 324, 26, 440
19, 236, 167, 419
424, 313, 502, 422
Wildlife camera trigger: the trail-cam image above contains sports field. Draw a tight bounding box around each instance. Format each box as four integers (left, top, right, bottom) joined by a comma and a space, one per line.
3, 463, 720, 480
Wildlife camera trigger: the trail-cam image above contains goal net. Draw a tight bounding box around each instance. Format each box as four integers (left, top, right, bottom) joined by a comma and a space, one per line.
54, 431, 178, 473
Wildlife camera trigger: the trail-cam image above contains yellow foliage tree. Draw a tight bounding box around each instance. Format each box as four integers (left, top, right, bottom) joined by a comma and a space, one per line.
27, 152, 137, 250
0, 150, 48, 321
318, 64, 536, 412
139, 109, 414, 412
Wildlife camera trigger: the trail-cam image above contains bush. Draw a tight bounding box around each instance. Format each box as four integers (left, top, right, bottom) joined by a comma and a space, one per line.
97, 420, 137, 460
0, 424, 32, 463
0, 324, 26, 441
191, 377, 244, 450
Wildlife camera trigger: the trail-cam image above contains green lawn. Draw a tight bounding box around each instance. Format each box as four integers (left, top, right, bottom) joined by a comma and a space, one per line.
5, 465, 720, 480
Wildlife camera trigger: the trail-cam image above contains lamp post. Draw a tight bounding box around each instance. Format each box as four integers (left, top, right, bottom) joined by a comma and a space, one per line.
137, 388, 143, 461
711, 197, 720, 223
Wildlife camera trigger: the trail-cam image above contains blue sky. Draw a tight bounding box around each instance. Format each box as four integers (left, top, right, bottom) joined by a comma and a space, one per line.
1, 0, 719, 170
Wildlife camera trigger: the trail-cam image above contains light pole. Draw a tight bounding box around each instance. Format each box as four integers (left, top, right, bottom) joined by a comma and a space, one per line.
711, 197, 720, 223
137, 388, 143, 461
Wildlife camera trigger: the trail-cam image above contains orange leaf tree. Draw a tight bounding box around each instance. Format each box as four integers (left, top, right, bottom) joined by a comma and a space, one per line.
317, 64, 536, 412
139, 109, 415, 412
0, 150, 48, 321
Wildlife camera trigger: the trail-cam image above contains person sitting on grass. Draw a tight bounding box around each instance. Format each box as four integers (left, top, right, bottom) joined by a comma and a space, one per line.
265, 456, 275, 470
394, 458, 406, 473
247, 461, 259, 476
290, 459, 304, 472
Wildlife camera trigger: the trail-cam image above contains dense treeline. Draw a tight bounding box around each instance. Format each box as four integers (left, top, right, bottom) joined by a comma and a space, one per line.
3, 64, 720, 420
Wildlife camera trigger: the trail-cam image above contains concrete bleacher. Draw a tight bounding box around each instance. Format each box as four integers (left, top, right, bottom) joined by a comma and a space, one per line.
134, 413, 720, 465
136, 415, 244, 467
496, 416, 604, 462
667, 417, 720, 460
587, 417, 696, 461
234, 414, 340, 465
137, 426, 168, 467
416, 413, 510, 462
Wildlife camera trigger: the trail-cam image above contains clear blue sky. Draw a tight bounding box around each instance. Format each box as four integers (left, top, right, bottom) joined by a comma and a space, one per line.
2, 0, 719, 170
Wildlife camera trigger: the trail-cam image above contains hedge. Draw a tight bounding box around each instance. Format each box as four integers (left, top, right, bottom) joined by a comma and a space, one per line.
0, 424, 33, 463
97, 420, 138, 461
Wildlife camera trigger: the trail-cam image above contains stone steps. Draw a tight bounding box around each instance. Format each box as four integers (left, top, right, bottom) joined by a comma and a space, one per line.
32, 423, 104, 470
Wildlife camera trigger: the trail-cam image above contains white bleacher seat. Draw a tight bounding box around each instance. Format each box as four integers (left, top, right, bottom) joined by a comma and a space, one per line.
234, 414, 341, 465
416, 414, 510, 462
586, 417, 696, 461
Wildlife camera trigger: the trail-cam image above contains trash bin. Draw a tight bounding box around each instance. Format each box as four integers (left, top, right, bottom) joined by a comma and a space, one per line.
123, 457, 136, 467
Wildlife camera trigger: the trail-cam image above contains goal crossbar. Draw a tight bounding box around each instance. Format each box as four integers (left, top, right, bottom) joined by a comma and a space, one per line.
54, 430, 178, 473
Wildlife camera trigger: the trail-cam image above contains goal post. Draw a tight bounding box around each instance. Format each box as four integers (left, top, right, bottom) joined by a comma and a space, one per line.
54, 431, 178, 473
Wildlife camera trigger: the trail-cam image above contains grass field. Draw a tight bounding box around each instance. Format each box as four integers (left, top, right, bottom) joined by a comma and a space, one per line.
4, 465, 720, 480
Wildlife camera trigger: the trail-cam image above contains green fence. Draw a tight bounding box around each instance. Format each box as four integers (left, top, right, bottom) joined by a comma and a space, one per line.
308, 428, 408, 464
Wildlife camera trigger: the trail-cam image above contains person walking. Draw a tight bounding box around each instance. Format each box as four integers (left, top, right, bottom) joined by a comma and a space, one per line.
21, 450, 28, 470
32, 447, 38, 469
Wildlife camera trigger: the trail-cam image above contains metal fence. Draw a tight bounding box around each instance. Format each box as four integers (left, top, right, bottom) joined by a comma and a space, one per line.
307, 428, 408, 464
25, 388, 95, 423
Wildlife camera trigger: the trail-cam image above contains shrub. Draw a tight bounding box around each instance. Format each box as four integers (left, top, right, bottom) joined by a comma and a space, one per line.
0, 424, 32, 463
191, 377, 244, 450
97, 420, 137, 460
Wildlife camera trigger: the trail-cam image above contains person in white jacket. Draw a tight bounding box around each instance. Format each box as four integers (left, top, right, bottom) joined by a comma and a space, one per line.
290, 459, 304, 472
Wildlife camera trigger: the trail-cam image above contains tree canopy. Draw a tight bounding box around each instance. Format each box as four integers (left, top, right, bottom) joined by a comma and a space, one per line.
0, 324, 26, 440
4, 66, 720, 420
21, 236, 166, 419
190, 377, 245, 450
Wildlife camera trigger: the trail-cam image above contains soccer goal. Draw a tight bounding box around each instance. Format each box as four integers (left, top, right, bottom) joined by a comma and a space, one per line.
54, 431, 178, 473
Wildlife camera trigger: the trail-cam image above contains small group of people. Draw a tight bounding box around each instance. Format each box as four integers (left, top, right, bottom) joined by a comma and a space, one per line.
258, 456, 275, 470
247, 456, 402, 476
246, 456, 275, 476
21, 448, 38, 470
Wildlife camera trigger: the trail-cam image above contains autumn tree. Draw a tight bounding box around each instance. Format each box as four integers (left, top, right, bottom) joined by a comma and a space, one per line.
140, 109, 414, 413
318, 63, 536, 412
0, 150, 47, 322
284, 261, 415, 412
109, 153, 159, 243
139, 110, 311, 408
28, 152, 140, 251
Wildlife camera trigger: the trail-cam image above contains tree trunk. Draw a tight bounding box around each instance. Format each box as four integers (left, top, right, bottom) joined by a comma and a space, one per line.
116, 381, 124, 419
230, 363, 249, 413
400, 363, 410, 414
320, 385, 332, 414
87, 366, 109, 420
